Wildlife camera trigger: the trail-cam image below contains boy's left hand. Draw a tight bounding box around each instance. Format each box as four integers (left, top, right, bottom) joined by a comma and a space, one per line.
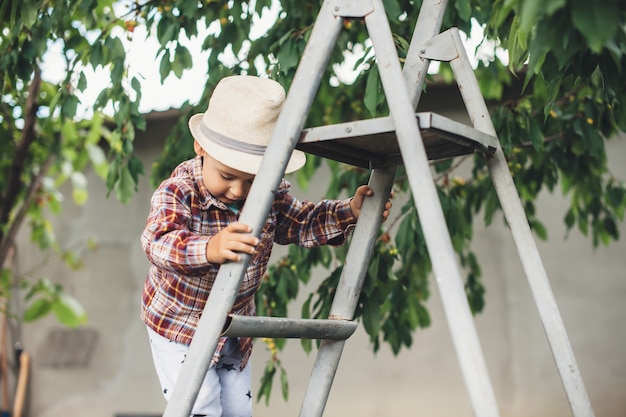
350, 185, 393, 221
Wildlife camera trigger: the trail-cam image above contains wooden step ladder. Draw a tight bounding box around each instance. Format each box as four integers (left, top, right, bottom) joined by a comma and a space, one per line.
162, 1, 595, 416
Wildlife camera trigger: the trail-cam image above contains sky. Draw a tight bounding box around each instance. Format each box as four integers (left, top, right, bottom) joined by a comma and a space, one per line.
39, 4, 504, 118
40, 1, 281, 117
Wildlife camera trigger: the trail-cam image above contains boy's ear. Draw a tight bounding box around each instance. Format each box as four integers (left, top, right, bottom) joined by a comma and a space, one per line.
193, 140, 205, 156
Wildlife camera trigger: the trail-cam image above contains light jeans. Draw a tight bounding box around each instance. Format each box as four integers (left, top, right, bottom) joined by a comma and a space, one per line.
147, 326, 252, 417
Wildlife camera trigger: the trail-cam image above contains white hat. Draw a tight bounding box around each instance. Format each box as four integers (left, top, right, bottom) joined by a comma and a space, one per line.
189, 75, 306, 175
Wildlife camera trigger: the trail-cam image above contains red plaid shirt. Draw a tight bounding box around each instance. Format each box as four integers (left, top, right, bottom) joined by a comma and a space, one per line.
141, 156, 355, 369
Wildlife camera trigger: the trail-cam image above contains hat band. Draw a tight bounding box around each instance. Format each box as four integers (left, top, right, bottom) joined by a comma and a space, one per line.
200, 123, 266, 156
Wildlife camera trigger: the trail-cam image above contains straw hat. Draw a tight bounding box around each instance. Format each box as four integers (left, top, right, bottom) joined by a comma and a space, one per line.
189, 75, 306, 175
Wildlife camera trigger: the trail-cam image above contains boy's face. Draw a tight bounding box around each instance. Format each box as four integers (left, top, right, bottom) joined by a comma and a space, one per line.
195, 142, 255, 204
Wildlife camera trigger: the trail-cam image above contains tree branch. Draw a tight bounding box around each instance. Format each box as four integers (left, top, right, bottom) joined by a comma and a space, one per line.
0, 68, 42, 266
0, 155, 55, 271
434, 154, 472, 183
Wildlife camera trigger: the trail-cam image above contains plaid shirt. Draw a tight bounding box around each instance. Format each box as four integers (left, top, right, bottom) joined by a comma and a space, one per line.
141, 156, 355, 369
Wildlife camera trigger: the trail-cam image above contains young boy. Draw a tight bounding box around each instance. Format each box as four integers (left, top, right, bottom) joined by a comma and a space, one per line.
140, 75, 391, 417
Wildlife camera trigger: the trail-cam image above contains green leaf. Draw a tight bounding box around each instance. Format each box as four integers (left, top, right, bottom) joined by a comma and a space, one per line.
382, 0, 403, 22
108, 130, 123, 153
276, 37, 299, 74
21, 1, 39, 29
110, 57, 125, 83
280, 366, 289, 401
300, 296, 313, 354
172, 45, 192, 78
131, 76, 142, 103
105, 36, 125, 62
61, 118, 78, 142
606, 184, 625, 218
361, 294, 381, 336
105, 158, 119, 194
483, 189, 500, 226
454, 0, 471, 21
571, 0, 619, 53
603, 215, 619, 241
114, 164, 136, 204
364, 66, 382, 116
465, 272, 485, 314
177, 45, 192, 68
86, 112, 104, 143
61, 95, 79, 119
52, 294, 88, 327
528, 119, 544, 151
23, 298, 53, 322
506, 16, 526, 69
159, 52, 172, 83
127, 155, 145, 185
530, 219, 548, 240
257, 361, 276, 405
90, 41, 104, 69
519, 0, 541, 34
564, 208, 575, 230
76, 71, 87, 91
157, 17, 177, 45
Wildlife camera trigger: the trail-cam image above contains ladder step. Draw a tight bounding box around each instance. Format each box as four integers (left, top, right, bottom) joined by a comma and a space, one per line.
221, 314, 358, 340
297, 111, 498, 169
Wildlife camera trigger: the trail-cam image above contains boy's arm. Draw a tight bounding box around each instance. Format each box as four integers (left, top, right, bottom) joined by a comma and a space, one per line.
273, 183, 392, 248
274, 189, 356, 248
141, 183, 213, 276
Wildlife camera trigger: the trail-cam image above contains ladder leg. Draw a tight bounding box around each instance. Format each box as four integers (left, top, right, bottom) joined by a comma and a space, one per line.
402, 0, 450, 108
365, 2, 502, 417
488, 145, 596, 417
299, 166, 397, 417
435, 28, 595, 417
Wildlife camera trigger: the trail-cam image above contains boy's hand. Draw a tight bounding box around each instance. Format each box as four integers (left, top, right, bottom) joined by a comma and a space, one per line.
350, 185, 393, 221
206, 222, 259, 264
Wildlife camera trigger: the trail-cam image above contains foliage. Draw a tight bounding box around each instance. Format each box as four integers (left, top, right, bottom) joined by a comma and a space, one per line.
1, 0, 625, 406
0, 0, 138, 327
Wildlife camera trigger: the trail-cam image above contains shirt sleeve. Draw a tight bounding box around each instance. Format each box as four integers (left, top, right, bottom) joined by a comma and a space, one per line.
273, 181, 356, 247
140, 181, 212, 276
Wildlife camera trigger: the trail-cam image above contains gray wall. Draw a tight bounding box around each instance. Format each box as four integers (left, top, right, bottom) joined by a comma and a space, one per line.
11, 105, 626, 417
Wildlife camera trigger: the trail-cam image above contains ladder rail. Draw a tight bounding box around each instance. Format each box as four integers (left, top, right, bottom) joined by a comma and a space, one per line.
430, 27, 595, 417
299, 167, 396, 417
401, 0, 450, 108
279, 5, 399, 417
364, 2, 502, 416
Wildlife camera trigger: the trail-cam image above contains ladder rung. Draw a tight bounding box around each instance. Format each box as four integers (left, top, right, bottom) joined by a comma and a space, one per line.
297, 111, 498, 169
221, 314, 358, 340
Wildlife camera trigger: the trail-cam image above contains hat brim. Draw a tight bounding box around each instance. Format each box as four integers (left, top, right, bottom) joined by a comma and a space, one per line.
189, 113, 306, 175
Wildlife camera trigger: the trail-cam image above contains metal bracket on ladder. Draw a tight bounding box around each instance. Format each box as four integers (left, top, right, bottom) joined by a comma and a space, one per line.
162, 1, 595, 417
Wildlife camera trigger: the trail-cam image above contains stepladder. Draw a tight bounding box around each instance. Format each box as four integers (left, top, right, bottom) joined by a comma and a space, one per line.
162, 1, 595, 417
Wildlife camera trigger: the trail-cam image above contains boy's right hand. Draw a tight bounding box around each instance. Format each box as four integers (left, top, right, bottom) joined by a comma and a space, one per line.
206, 222, 259, 264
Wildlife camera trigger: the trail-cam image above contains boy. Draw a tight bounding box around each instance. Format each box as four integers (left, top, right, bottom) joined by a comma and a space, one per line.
140, 75, 391, 417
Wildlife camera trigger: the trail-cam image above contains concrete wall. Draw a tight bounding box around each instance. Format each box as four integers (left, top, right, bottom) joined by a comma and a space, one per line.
10, 104, 626, 417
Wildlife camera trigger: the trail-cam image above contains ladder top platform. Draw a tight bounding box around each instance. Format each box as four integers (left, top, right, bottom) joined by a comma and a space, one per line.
297, 112, 498, 168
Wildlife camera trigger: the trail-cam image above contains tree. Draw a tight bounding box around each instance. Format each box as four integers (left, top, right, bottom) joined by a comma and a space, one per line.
1, 0, 625, 404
